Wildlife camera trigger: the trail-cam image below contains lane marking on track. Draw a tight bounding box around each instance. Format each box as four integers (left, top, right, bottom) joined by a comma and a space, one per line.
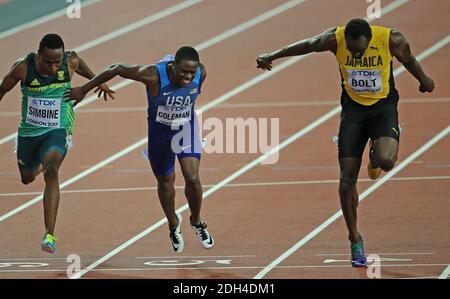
0, 263, 447, 274
2, 175, 449, 197
2, 96, 450, 116
438, 264, 450, 279
316, 252, 435, 256
136, 255, 255, 259
323, 258, 412, 264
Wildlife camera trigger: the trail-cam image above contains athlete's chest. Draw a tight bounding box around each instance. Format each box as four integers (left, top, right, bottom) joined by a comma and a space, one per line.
338, 41, 389, 69
155, 85, 199, 106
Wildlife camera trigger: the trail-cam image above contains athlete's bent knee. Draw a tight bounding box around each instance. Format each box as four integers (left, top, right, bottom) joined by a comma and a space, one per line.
44, 164, 59, 182
378, 156, 396, 172
21, 176, 35, 185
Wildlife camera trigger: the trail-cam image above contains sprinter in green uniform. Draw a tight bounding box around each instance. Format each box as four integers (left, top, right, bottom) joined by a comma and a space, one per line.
0, 34, 114, 253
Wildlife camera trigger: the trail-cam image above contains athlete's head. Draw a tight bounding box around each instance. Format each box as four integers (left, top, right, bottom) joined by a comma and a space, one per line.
37, 33, 65, 75
344, 19, 372, 59
173, 46, 199, 87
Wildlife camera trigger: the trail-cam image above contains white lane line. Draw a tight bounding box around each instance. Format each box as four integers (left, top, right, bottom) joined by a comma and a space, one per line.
136, 255, 255, 259
316, 252, 435, 256
0, 257, 66, 260
0, 0, 311, 219
397, 276, 439, 279
254, 125, 450, 279
3, 96, 450, 117
323, 258, 412, 264
72, 0, 204, 53
438, 264, 450, 279
0, 0, 204, 144
2, 175, 450, 197
0, 263, 447, 274
0, 0, 102, 40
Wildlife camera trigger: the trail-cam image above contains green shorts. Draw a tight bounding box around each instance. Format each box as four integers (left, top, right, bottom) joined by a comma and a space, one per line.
17, 128, 69, 172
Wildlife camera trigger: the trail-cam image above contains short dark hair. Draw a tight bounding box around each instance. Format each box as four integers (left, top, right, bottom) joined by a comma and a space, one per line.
38, 33, 65, 54
175, 46, 199, 64
344, 19, 372, 40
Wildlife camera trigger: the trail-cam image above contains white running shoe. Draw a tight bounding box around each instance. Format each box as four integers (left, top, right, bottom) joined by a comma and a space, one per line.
169, 213, 184, 253
191, 221, 214, 249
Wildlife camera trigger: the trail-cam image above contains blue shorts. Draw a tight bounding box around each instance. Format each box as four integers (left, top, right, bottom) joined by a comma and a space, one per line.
17, 128, 69, 172
147, 117, 201, 176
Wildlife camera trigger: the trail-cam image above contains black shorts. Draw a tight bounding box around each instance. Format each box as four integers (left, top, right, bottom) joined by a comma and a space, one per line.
338, 95, 400, 159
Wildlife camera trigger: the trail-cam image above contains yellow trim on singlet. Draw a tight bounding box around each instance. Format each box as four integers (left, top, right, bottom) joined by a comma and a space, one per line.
335, 26, 393, 106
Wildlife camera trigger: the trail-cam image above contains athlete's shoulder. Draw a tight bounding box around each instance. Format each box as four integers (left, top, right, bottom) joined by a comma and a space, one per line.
65, 50, 79, 66
146, 64, 158, 77
318, 27, 338, 53
389, 29, 405, 41
12, 56, 27, 69
389, 30, 408, 48
10, 56, 28, 81
142, 64, 159, 86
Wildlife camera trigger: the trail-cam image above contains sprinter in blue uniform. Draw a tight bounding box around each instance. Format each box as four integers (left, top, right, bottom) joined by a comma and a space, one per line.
66, 47, 214, 253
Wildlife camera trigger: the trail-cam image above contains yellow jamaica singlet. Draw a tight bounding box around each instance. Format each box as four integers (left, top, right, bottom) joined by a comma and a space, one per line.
335, 26, 394, 106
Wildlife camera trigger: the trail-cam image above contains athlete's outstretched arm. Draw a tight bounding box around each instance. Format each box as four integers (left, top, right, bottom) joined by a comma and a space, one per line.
0, 60, 26, 103
256, 27, 337, 71
68, 51, 115, 101
65, 63, 156, 105
390, 30, 434, 93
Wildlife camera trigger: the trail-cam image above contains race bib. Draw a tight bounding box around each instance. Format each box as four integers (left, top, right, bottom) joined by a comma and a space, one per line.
347, 69, 382, 93
26, 97, 61, 128
156, 104, 192, 126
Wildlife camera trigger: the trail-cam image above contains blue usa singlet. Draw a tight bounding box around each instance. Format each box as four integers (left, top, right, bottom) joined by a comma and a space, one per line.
145, 55, 203, 176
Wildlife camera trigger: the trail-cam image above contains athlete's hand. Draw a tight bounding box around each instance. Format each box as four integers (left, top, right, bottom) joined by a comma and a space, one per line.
256, 53, 274, 71
64, 86, 86, 107
419, 77, 435, 93
94, 83, 115, 101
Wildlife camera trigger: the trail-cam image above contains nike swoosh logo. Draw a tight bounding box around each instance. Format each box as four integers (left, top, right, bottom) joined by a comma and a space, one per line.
172, 243, 179, 251
163, 91, 174, 96
206, 237, 214, 245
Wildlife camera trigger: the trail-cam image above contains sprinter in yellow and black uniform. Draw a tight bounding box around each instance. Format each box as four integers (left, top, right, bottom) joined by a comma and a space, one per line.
256, 19, 435, 267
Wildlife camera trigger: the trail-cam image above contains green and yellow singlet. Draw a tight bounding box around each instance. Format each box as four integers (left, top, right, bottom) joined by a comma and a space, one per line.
19, 52, 75, 137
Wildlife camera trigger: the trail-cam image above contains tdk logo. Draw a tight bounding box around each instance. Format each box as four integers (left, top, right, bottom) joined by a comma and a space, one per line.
351, 70, 377, 77
32, 99, 57, 106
